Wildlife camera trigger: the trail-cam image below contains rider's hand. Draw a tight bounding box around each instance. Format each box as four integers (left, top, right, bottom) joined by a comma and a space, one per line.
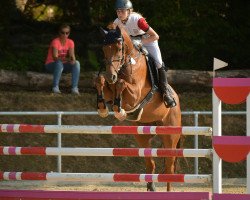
133, 40, 142, 49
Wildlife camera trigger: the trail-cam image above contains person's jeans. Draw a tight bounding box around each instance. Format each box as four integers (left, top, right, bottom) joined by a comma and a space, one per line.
45, 60, 80, 88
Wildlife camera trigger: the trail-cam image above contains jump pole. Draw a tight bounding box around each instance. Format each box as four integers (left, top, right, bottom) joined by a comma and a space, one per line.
0, 147, 212, 158
0, 172, 211, 183
247, 94, 250, 193
0, 125, 212, 136
212, 90, 222, 194
212, 58, 227, 194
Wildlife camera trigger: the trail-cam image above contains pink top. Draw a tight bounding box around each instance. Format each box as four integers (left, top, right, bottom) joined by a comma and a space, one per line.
45, 37, 74, 64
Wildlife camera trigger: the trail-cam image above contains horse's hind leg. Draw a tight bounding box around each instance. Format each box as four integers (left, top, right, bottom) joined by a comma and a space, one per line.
160, 134, 180, 191
134, 134, 156, 191
159, 107, 181, 191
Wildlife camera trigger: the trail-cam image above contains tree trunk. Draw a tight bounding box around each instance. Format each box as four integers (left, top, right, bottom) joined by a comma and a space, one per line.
0, 69, 248, 91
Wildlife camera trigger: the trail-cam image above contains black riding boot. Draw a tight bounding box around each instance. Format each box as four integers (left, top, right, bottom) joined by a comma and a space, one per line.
158, 67, 177, 108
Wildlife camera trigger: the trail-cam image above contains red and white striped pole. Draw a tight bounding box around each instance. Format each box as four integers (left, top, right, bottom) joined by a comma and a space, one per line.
0, 172, 211, 183
247, 94, 250, 193
0, 124, 212, 136
0, 146, 212, 158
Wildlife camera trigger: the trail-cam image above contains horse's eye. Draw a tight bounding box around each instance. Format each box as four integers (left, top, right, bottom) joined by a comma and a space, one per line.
118, 48, 122, 52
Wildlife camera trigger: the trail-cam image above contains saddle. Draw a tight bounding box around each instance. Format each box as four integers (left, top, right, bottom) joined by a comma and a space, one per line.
131, 36, 149, 56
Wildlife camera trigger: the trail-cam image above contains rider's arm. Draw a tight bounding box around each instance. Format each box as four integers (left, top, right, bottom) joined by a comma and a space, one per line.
137, 18, 159, 44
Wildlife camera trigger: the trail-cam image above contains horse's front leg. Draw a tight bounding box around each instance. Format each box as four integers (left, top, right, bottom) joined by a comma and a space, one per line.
113, 79, 127, 121
94, 75, 109, 118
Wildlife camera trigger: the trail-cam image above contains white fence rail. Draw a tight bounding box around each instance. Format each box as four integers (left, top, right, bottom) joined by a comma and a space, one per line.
0, 111, 246, 174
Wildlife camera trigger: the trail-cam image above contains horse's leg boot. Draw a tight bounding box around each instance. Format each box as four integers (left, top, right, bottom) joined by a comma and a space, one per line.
158, 67, 177, 108
147, 182, 156, 191
97, 94, 109, 118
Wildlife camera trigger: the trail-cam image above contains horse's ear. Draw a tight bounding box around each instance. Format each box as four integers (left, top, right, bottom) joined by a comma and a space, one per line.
100, 27, 108, 37
116, 26, 121, 36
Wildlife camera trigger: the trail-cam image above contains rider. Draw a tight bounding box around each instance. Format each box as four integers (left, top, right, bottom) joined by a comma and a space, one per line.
113, 0, 176, 108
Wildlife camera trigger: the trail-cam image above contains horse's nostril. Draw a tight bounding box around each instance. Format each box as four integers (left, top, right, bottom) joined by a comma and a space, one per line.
112, 75, 117, 82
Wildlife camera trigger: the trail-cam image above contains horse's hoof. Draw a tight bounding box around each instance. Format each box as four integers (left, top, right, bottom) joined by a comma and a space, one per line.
97, 108, 109, 118
147, 182, 156, 192
114, 109, 127, 121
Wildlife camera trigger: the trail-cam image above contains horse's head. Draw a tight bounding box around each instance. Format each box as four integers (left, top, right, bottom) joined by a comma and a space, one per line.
100, 25, 126, 84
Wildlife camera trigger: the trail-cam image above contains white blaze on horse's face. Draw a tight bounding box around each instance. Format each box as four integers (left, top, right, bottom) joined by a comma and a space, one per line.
103, 41, 123, 84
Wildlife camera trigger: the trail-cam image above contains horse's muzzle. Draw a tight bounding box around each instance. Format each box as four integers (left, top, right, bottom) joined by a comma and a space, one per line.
105, 73, 117, 84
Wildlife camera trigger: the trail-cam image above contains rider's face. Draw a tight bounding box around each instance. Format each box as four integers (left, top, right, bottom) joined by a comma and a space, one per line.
116, 9, 129, 21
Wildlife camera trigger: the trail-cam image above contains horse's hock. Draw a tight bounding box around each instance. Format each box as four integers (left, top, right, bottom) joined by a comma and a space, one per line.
0, 69, 249, 90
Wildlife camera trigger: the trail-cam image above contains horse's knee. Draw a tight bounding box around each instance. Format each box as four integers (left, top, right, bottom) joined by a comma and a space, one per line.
94, 75, 105, 88
98, 75, 106, 84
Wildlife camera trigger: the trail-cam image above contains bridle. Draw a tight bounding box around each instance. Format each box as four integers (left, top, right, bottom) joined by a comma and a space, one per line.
103, 38, 126, 74
99, 28, 142, 77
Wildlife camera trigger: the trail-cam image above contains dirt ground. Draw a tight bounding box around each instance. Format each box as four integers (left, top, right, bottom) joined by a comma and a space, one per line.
0, 85, 247, 196
0, 179, 247, 194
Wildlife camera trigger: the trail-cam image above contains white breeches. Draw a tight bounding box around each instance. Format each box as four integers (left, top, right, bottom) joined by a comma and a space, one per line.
143, 41, 163, 69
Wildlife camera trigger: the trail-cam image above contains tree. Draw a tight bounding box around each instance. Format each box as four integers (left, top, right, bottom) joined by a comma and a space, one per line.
0, 0, 249, 71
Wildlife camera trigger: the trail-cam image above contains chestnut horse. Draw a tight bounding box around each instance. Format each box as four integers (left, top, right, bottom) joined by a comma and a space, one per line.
95, 25, 181, 191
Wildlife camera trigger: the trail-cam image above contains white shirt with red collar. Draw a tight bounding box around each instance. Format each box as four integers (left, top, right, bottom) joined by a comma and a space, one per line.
114, 12, 163, 68
114, 12, 149, 36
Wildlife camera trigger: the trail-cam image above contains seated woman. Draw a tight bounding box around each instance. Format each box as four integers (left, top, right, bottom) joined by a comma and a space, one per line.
45, 24, 80, 94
